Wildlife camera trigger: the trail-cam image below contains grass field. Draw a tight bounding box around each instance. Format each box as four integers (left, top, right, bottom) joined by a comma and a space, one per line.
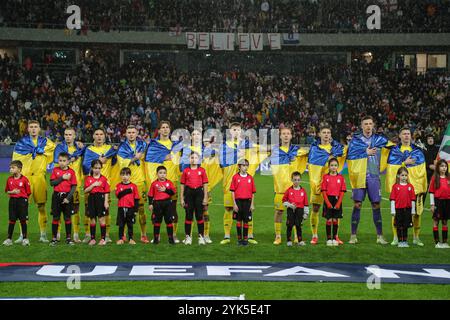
0, 172, 449, 300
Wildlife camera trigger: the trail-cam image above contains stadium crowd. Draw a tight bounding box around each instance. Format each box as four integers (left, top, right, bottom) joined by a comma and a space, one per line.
0, 51, 448, 146
0, 0, 449, 32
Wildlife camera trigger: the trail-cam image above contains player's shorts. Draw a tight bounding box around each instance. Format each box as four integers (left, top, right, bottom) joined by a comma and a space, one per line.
51, 192, 75, 220
29, 174, 47, 204
151, 199, 174, 224
224, 192, 234, 208
136, 183, 147, 206
233, 199, 252, 222
8, 197, 29, 221
310, 192, 324, 205
322, 195, 343, 219
87, 193, 108, 218
72, 188, 80, 205
352, 178, 381, 203
433, 198, 450, 220
274, 193, 285, 211
116, 207, 136, 226
286, 207, 304, 227
394, 208, 413, 228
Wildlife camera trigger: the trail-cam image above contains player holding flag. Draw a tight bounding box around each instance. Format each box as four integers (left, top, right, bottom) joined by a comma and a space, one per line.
219, 122, 261, 245
117, 125, 148, 243
12, 120, 55, 243
385, 127, 427, 246
270, 127, 308, 245
307, 124, 346, 245
145, 121, 183, 243
180, 129, 222, 243
82, 128, 117, 243
53, 128, 85, 242
347, 116, 392, 244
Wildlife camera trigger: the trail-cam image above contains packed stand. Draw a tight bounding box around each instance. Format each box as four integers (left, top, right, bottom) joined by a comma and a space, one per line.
0, 51, 448, 146
1, 0, 449, 33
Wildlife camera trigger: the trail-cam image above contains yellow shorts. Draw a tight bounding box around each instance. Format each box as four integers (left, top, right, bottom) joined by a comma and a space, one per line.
310, 192, 324, 205
224, 192, 234, 208
274, 193, 285, 211
29, 175, 47, 204
73, 189, 80, 204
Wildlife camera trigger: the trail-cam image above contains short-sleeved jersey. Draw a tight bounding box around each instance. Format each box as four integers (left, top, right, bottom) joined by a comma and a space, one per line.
116, 182, 140, 208
50, 167, 77, 193
429, 176, 450, 199
282, 186, 309, 208
390, 183, 416, 208
230, 173, 256, 200
5, 175, 31, 198
84, 175, 110, 194
148, 179, 177, 201
321, 174, 347, 197
180, 167, 208, 189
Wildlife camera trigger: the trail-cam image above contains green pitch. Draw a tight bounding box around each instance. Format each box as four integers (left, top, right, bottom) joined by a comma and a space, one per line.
0, 172, 448, 300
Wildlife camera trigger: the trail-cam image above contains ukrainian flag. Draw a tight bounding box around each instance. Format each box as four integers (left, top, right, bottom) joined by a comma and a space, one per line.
144, 138, 183, 185
307, 139, 345, 195
81, 145, 117, 177
117, 139, 147, 185
385, 144, 427, 194
347, 133, 391, 189
13, 136, 55, 177
270, 144, 307, 193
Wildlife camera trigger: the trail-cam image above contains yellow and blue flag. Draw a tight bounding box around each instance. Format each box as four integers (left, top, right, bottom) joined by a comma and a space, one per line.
308, 139, 345, 195
13, 136, 55, 177
347, 133, 390, 189
385, 144, 427, 194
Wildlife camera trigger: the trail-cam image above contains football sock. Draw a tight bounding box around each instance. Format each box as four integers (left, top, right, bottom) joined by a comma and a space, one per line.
248, 220, 254, 238
286, 225, 293, 242
433, 226, 439, 243
197, 219, 204, 237
236, 221, 242, 240
65, 219, 72, 240
37, 204, 47, 233
185, 220, 192, 236
203, 210, 210, 237
100, 224, 106, 240
52, 219, 59, 240
413, 214, 421, 239
310, 210, 319, 236
223, 210, 233, 238
243, 223, 249, 240
90, 223, 96, 239
391, 216, 398, 239
274, 222, 282, 238
351, 207, 361, 235
138, 205, 147, 236
372, 208, 383, 235
443, 226, 448, 243
326, 220, 332, 240
20, 220, 27, 238
7, 220, 15, 239
332, 221, 339, 240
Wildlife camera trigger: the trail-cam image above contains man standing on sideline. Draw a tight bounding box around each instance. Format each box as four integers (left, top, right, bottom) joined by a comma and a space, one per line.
12, 120, 55, 243
347, 116, 391, 245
